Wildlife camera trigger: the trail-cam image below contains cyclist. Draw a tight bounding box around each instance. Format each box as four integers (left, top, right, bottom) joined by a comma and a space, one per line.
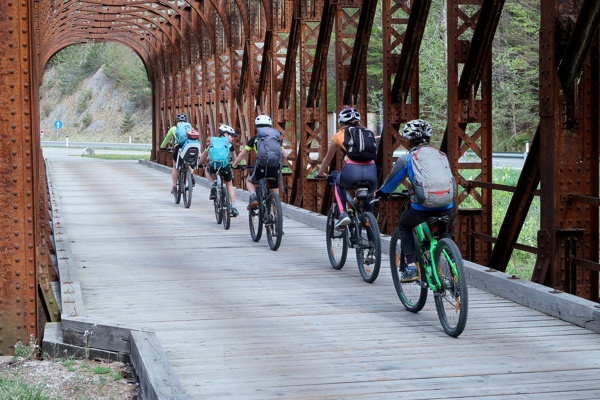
160, 113, 196, 194
198, 124, 239, 217
377, 119, 455, 282
231, 114, 287, 210
316, 106, 378, 229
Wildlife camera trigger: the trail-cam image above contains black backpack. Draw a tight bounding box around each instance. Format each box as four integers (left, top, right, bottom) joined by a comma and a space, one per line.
343, 126, 377, 162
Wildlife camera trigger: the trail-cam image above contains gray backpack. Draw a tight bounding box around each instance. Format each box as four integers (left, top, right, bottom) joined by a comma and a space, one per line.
408, 145, 455, 208
256, 127, 282, 168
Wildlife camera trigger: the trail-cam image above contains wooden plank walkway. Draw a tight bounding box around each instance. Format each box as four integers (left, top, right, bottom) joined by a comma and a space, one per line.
42, 147, 600, 399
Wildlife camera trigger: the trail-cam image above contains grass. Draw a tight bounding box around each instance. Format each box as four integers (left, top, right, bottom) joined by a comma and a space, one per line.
83, 153, 150, 161
0, 376, 57, 400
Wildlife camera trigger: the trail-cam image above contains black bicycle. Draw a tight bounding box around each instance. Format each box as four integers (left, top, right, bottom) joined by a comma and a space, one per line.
389, 191, 468, 337
172, 144, 201, 208
211, 166, 232, 230
236, 164, 283, 251
324, 172, 381, 283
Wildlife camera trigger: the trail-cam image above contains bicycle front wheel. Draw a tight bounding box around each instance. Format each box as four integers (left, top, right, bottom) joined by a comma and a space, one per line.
183, 169, 193, 208
249, 195, 263, 242
390, 229, 428, 312
222, 183, 231, 230
265, 192, 283, 251
174, 168, 183, 204
325, 204, 348, 270
433, 238, 469, 337
355, 212, 381, 283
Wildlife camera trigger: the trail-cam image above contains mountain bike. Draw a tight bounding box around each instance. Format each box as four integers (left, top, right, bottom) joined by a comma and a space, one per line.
210, 165, 232, 230
389, 191, 468, 337
172, 144, 201, 208
235, 164, 283, 251
324, 171, 381, 283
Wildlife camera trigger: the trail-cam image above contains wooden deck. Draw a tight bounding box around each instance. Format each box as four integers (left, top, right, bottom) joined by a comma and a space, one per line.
43, 147, 600, 399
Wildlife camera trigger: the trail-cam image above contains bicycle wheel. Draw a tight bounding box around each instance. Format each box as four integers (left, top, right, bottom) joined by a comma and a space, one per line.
222, 183, 231, 230
325, 204, 348, 270
183, 168, 193, 208
265, 192, 283, 251
433, 238, 469, 337
390, 228, 428, 312
355, 212, 381, 283
249, 192, 263, 242
214, 188, 223, 224
174, 168, 183, 204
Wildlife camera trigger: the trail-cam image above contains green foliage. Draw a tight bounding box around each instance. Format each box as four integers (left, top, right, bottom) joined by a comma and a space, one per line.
120, 112, 134, 133
81, 113, 93, 129
46, 42, 151, 108
0, 376, 57, 400
76, 88, 93, 113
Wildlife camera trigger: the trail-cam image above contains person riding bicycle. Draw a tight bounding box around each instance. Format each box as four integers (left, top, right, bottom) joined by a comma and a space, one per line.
231, 114, 287, 210
377, 119, 456, 283
159, 113, 197, 194
198, 124, 240, 217
316, 106, 378, 229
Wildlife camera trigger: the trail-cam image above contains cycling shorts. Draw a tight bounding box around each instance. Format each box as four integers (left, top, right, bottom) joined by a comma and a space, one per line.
249, 165, 280, 189
208, 164, 233, 182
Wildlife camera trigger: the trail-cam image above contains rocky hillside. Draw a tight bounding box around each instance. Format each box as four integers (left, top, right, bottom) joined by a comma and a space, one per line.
40, 67, 152, 144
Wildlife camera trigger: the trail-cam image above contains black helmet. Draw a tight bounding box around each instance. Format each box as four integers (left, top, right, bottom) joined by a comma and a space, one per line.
176, 113, 188, 123
403, 119, 433, 141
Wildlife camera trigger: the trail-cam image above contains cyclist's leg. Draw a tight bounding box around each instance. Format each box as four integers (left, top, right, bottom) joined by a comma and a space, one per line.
171, 146, 181, 191
207, 166, 218, 199
360, 163, 378, 214
398, 207, 426, 265
223, 166, 238, 215
265, 167, 280, 195
247, 166, 262, 209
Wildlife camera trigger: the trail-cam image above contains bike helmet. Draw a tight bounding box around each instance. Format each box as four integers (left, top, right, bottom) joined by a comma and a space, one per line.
186, 129, 200, 140
402, 119, 433, 141
218, 124, 236, 137
255, 114, 272, 127
338, 107, 360, 124
176, 113, 188, 123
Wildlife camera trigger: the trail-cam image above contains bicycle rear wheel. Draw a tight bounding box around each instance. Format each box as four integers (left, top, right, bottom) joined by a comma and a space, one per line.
183, 169, 193, 208
222, 183, 231, 230
433, 238, 469, 337
355, 212, 381, 283
265, 192, 283, 251
390, 228, 428, 312
174, 168, 183, 204
249, 193, 263, 242
325, 204, 348, 270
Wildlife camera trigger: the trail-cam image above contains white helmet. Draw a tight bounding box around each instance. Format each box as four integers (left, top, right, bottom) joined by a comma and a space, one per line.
403, 119, 433, 141
255, 115, 272, 127
218, 124, 236, 137
338, 107, 360, 124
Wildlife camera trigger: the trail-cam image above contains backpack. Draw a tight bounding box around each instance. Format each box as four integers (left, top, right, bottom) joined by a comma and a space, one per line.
409, 145, 455, 208
207, 136, 230, 168
175, 122, 192, 145
256, 127, 282, 168
343, 126, 377, 162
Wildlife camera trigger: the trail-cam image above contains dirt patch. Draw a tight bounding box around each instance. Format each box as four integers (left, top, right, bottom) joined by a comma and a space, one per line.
0, 357, 140, 399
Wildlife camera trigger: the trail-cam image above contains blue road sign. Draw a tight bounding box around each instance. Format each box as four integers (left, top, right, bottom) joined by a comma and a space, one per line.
54, 120, 63, 130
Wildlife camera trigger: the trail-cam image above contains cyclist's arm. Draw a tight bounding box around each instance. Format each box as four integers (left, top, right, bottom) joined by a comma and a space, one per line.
380, 156, 409, 193
198, 149, 208, 165
231, 147, 249, 167
160, 127, 176, 149
317, 129, 344, 177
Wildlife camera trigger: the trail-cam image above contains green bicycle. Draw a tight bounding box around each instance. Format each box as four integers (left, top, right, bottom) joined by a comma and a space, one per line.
389, 192, 468, 337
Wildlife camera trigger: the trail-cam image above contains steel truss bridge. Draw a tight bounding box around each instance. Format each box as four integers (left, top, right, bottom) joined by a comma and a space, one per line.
0, 0, 599, 356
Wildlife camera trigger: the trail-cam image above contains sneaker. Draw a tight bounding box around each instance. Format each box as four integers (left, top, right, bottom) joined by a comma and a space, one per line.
171, 186, 176, 195
247, 194, 259, 210
401, 265, 420, 283
230, 207, 239, 217
334, 212, 351, 229
209, 184, 217, 200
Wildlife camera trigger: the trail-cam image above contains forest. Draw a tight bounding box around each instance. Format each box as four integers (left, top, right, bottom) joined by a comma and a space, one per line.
44, 1, 540, 152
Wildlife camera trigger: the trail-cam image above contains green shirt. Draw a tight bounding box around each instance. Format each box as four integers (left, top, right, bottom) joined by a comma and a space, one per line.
160, 126, 177, 148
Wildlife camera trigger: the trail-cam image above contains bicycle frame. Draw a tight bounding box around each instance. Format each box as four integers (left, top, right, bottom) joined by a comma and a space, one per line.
414, 222, 458, 292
